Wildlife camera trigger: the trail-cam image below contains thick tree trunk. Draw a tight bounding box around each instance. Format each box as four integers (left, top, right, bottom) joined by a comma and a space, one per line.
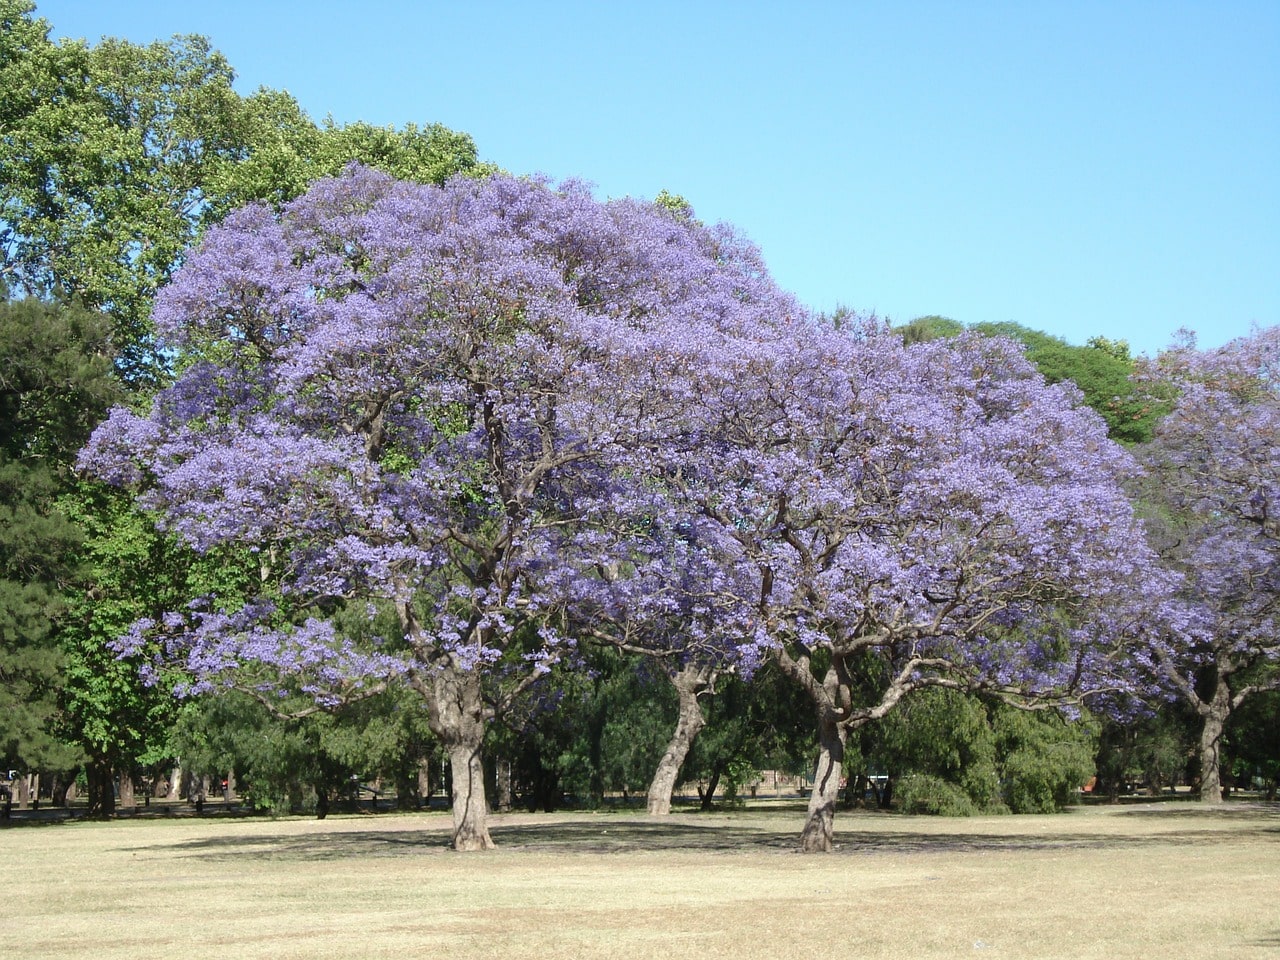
800, 713, 847, 853
167, 765, 182, 801
1198, 682, 1231, 804
86, 760, 116, 818
447, 740, 492, 850
421, 663, 495, 851
646, 662, 712, 816
118, 768, 136, 809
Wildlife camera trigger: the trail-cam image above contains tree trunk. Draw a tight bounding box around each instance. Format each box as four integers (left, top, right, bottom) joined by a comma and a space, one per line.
417, 757, 431, 805
167, 765, 182, 801
421, 663, 495, 851
447, 740, 493, 850
118, 768, 136, 809
646, 662, 712, 816
699, 764, 724, 812
1198, 681, 1231, 804
800, 712, 847, 853
86, 759, 116, 818
495, 758, 513, 813
15, 774, 31, 811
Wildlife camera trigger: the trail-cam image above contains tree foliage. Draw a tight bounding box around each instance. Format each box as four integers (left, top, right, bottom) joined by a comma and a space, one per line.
0, 0, 487, 385
80, 167, 804, 847
1137, 326, 1280, 802
896, 316, 1160, 443
0, 298, 118, 774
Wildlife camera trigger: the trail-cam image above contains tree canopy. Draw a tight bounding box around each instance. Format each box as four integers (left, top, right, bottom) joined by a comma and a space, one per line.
0, 297, 118, 774
79, 166, 1177, 849
1137, 327, 1280, 801
0, 0, 487, 385
896, 316, 1160, 443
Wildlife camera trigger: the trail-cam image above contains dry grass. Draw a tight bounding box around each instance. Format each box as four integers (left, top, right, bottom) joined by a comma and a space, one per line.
3, 801, 1277, 959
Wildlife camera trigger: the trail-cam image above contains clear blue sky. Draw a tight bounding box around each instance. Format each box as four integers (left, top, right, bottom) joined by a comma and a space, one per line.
32, 1, 1280, 357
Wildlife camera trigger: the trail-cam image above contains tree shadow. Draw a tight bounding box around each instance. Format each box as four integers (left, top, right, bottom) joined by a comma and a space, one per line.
118, 804, 1280, 861
1109, 801, 1280, 821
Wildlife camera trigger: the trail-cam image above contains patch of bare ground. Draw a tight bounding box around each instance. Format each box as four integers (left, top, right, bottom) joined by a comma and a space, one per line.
3, 800, 1276, 959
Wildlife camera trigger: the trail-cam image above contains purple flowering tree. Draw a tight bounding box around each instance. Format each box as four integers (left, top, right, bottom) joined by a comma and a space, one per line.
79, 166, 802, 849
671, 321, 1172, 851
1137, 328, 1280, 803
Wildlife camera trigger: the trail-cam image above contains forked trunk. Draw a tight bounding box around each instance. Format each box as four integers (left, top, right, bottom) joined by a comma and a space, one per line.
422, 663, 495, 851
1198, 682, 1231, 804
647, 663, 711, 815
800, 713, 847, 853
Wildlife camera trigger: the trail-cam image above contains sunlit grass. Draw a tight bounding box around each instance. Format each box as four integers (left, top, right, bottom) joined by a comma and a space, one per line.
4, 801, 1277, 959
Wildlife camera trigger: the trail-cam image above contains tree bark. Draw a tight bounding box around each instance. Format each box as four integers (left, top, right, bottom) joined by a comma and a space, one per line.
1198, 681, 1231, 804
417, 757, 431, 804
420, 662, 495, 851
646, 662, 713, 816
699, 764, 724, 812
800, 711, 847, 853
447, 740, 493, 850
495, 758, 513, 813
86, 759, 116, 818
15, 774, 31, 811
118, 768, 136, 809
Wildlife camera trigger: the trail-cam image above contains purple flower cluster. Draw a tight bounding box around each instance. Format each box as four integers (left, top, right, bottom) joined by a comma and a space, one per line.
1137, 327, 1280, 697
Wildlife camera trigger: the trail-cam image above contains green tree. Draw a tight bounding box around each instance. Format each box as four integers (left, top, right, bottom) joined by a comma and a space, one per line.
854, 688, 1098, 815
895, 314, 964, 344
55, 481, 258, 815
1, 1, 488, 385
859, 687, 1000, 813
969, 321, 1158, 443
0, 298, 118, 787
1226, 688, 1280, 799
991, 705, 1097, 813
892, 316, 1160, 443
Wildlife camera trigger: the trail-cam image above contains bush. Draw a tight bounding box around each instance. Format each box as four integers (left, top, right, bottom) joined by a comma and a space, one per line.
993, 706, 1098, 813
894, 774, 978, 816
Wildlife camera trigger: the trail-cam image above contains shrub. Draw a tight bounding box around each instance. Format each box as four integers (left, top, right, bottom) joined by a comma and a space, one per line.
894, 773, 978, 816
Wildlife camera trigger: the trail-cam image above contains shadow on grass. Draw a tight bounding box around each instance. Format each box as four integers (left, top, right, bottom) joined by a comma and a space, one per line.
1109, 801, 1280, 820
119, 804, 1280, 862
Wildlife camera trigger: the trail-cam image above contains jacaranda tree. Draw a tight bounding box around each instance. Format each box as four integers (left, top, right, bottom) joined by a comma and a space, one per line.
662, 319, 1174, 850
1137, 327, 1280, 802
81, 164, 1173, 851
79, 166, 802, 849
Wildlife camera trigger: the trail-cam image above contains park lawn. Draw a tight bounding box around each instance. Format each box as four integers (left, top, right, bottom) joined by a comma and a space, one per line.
2, 801, 1276, 959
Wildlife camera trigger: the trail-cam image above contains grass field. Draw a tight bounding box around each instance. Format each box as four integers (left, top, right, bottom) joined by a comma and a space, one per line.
3, 800, 1277, 959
